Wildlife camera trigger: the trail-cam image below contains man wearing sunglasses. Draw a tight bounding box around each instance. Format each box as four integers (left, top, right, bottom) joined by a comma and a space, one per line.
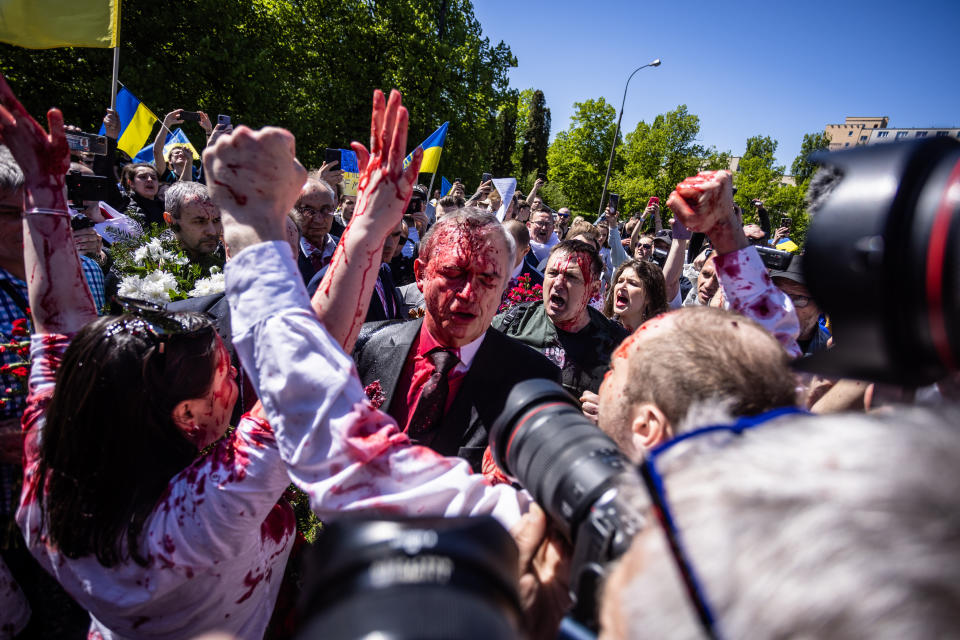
556, 206, 572, 238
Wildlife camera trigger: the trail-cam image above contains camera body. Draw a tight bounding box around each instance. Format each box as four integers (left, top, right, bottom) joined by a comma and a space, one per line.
69, 213, 95, 231
294, 515, 523, 640
65, 131, 107, 156
799, 137, 960, 385
65, 170, 113, 206
755, 245, 793, 272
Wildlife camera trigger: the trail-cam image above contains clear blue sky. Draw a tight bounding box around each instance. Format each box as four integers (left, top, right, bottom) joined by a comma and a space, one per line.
472, 0, 960, 171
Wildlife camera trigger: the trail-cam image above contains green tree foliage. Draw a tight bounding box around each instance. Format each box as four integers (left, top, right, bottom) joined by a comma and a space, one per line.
791, 131, 832, 184
733, 135, 784, 216
511, 88, 534, 176
0, 0, 516, 180
735, 134, 812, 244
546, 97, 618, 213
490, 91, 518, 177
612, 104, 730, 215
519, 89, 550, 180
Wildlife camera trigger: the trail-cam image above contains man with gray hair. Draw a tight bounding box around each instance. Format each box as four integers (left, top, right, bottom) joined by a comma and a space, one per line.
600, 404, 960, 639
289, 177, 337, 285
162, 181, 224, 266
352, 208, 559, 471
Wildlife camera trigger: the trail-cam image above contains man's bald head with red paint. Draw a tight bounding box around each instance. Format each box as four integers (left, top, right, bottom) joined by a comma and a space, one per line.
597, 306, 797, 461
415, 208, 516, 347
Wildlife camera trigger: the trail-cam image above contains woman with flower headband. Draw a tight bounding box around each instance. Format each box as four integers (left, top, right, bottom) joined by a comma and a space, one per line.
1, 72, 294, 639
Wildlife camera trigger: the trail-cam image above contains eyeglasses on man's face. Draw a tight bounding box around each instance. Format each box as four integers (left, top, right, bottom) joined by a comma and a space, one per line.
296, 204, 334, 219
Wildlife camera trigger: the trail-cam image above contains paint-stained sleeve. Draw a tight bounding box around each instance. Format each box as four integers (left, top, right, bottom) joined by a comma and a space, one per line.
20, 335, 294, 565
226, 241, 530, 530
713, 245, 802, 358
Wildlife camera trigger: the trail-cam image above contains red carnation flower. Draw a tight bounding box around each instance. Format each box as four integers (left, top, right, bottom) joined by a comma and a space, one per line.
364, 380, 386, 409
11, 318, 28, 337
10, 367, 28, 378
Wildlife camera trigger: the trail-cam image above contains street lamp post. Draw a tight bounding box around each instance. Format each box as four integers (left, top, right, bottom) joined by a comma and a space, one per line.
597, 58, 661, 217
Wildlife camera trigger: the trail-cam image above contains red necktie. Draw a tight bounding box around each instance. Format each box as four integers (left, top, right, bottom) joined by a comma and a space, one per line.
408, 349, 459, 439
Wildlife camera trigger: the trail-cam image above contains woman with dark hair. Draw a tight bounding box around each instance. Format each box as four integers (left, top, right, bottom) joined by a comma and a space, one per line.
4, 78, 548, 639
3, 75, 297, 640
120, 162, 165, 226
602, 258, 668, 332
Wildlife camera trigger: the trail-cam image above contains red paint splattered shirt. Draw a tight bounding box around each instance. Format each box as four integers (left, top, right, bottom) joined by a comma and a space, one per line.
17, 335, 296, 640
225, 241, 530, 526
713, 245, 802, 358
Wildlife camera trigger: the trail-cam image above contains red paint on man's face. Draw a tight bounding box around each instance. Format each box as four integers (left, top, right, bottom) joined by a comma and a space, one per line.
543, 250, 595, 331
417, 225, 509, 347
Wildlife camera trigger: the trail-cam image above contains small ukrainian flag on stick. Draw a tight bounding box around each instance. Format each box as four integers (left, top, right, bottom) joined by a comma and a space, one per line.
98, 86, 159, 158
404, 122, 448, 174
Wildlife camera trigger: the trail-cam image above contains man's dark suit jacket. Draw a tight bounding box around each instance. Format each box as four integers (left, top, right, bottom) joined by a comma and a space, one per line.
353, 318, 561, 471
297, 248, 319, 286
307, 263, 404, 323
519, 253, 545, 287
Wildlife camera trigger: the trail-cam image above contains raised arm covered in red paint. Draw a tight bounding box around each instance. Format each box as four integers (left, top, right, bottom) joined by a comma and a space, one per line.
203, 124, 306, 254
310, 89, 422, 352
0, 74, 97, 334
666, 170, 747, 256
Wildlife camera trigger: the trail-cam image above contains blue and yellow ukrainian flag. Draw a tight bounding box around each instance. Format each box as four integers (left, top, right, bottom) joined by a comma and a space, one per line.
98, 87, 158, 158
0, 0, 120, 49
404, 122, 448, 174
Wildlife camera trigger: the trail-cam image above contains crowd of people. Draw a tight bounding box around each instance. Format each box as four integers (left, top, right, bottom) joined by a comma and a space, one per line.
1, 73, 959, 640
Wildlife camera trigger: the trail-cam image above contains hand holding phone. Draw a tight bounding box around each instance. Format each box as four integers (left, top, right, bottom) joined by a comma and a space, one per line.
180, 111, 203, 123
608, 193, 620, 213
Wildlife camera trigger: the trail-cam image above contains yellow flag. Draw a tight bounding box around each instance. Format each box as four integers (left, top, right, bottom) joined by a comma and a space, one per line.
0, 0, 120, 49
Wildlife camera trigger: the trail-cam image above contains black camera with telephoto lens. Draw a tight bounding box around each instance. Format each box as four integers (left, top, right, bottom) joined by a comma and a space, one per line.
490, 379, 648, 632
799, 137, 960, 385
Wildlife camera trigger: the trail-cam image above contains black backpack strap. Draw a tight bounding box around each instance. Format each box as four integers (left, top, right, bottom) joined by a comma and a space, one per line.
499, 302, 528, 333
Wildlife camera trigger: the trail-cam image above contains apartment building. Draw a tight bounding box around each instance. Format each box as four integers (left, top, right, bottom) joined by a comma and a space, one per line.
825, 117, 889, 150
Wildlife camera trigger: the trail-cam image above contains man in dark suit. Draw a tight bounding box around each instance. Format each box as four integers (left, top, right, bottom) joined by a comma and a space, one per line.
352, 209, 560, 471
503, 219, 544, 288
308, 218, 405, 322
